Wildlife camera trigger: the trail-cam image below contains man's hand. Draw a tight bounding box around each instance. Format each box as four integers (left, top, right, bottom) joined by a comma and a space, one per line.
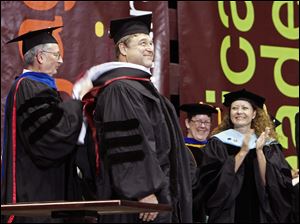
138, 194, 158, 222
79, 78, 93, 100
291, 169, 299, 179
72, 75, 93, 100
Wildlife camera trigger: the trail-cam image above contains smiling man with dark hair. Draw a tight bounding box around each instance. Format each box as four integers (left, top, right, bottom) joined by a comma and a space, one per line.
74, 14, 193, 223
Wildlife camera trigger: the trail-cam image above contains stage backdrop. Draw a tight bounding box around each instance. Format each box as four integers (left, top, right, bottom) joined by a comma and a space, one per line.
178, 1, 299, 169
1, 1, 299, 169
1, 1, 170, 155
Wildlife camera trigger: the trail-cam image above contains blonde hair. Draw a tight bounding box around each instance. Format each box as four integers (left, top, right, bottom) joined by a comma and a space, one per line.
210, 106, 278, 140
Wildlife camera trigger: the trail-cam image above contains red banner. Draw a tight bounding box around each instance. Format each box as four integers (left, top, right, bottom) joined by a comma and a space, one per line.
178, 1, 299, 168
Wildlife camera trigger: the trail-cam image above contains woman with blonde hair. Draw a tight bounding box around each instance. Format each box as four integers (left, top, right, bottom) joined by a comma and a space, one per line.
195, 89, 294, 223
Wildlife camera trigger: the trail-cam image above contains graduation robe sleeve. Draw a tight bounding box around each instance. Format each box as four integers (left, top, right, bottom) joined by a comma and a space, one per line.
94, 80, 169, 200
14, 78, 83, 167
1, 77, 84, 223
264, 143, 294, 222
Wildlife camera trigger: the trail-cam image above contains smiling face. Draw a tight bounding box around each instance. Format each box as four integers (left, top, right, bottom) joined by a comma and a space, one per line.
185, 114, 212, 141
230, 100, 256, 129
118, 33, 154, 68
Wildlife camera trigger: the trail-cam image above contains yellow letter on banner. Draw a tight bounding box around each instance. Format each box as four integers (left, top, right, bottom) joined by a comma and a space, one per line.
260, 45, 299, 98
218, 1, 229, 28
230, 1, 254, 32
276, 105, 298, 149
218, 1, 254, 31
220, 36, 255, 85
272, 1, 299, 40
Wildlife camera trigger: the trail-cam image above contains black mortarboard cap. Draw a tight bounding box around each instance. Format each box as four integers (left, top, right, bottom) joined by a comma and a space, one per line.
6, 26, 62, 55
109, 14, 152, 44
270, 115, 281, 128
223, 89, 265, 109
180, 102, 218, 116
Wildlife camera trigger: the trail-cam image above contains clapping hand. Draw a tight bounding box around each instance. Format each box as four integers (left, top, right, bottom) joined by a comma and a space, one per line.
256, 127, 271, 150
241, 129, 254, 152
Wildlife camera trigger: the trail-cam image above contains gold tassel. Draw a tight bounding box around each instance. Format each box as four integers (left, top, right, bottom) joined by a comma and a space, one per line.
263, 104, 268, 115
216, 107, 222, 125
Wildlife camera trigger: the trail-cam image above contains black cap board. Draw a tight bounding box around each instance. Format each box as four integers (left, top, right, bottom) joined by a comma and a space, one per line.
6, 26, 62, 55
223, 89, 265, 109
180, 103, 218, 116
109, 14, 152, 44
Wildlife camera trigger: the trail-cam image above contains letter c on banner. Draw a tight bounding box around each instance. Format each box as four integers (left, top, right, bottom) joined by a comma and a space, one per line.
220, 36, 255, 85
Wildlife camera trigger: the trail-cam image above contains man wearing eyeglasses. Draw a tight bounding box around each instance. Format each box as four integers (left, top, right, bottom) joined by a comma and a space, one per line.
73, 14, 193, 223
2, 27, 92, 223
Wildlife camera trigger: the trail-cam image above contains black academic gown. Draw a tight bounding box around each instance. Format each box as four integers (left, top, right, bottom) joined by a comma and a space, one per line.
184, 139, 208, 223
195, 130, 294, 223
78, 66, 193, 223
184, 138, 207, 167
1, 74, 83, 223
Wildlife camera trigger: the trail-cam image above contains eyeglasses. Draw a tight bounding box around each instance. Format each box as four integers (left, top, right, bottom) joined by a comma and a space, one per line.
41, 50, 61, 60
190, 120, 211, 126
138, 40, 154, 48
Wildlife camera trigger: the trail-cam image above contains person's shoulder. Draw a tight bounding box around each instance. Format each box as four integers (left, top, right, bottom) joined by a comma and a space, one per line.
103, 78, 135, 90
99, 79, 140, 99
18, 76, 47, 86
105, 78, 151, 94
208, 136, 223, 144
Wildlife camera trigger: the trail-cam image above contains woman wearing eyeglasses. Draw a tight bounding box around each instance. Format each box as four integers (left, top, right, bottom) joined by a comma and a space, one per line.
180, 103, 219, 167
194, 89, 294, 223
180, 102, 219, 223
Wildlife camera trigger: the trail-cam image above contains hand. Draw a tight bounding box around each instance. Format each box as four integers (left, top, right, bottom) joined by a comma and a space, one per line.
79, 78, 93, 100
73, 75, 93, 100
138, 194, 159, 222
241, 129, 254, 153
256, 127, 271, 150
291, 169, 299, 179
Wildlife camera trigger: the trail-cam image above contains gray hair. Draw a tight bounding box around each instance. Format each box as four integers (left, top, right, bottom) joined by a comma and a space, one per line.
23, 43, 52, 67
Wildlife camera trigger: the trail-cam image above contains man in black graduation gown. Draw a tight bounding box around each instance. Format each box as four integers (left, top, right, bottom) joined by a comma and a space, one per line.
74, 14, 193, 223
1, 27, 89, 223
